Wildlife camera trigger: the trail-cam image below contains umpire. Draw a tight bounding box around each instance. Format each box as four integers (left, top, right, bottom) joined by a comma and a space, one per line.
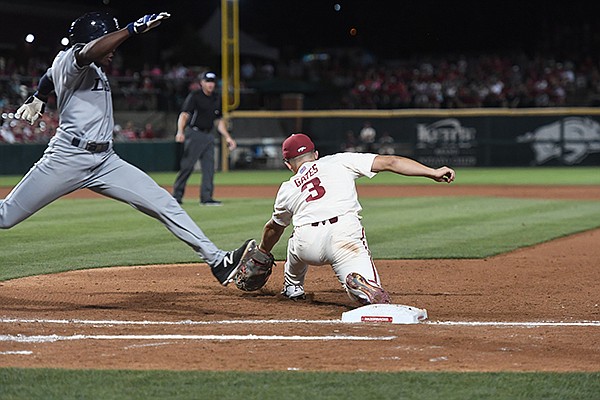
173, 71, 237, 206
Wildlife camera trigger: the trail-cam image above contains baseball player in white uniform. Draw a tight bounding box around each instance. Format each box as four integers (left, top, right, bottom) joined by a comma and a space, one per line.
256, 133, 455, 304
1, 11, 255, 285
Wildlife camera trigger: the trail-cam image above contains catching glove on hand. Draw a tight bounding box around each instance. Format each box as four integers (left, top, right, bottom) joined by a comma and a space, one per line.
127, 12, 170, 35
234, 248, 275, 292
15, 95, 46, 125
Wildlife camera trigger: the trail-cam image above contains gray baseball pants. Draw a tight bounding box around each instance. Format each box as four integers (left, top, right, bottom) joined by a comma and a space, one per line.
172, 127, 215, 203
0, 132, 224, 265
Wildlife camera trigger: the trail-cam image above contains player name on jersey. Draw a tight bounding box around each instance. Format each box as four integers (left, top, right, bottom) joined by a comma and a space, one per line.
294, 164, 319, 187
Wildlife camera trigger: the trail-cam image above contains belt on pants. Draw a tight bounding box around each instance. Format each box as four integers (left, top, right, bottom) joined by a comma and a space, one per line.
191, 126, 211, 133
311, 216, 339, 227
71, 137, 111, 153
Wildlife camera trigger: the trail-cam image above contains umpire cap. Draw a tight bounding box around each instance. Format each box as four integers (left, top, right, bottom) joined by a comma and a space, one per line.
69, 11, 120, 45
202, 71, 217, 82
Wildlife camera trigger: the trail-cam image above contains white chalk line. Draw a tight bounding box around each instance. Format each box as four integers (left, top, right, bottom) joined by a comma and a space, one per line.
0, 334, 395, 343
1, 317, 599, 327
0, 318, 340, 326
428, 321, 600, 327
1, 318, 598, 344
424, 321, 600, 328
0, 350, 33, 355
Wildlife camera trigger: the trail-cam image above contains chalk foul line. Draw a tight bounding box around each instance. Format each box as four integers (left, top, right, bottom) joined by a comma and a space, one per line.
0, 334, 396, 343
428, 321, 600, 327
1, 318, 598, 344
0, 318, 340, 326
1, 317, 599, 327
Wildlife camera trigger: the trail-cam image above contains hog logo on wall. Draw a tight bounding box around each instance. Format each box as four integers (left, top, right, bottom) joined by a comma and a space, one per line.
517, 117, 600, 165
415, 118, 477, 167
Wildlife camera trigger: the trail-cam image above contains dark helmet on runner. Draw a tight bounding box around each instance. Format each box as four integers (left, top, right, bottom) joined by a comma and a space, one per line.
68, 12, 120, 45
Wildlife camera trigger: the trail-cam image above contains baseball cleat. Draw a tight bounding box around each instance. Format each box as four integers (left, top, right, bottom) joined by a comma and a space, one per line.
281, 284, 306, 300
200, 199, 222, 206
212, 239, 257, 286
345, 272, 391, 305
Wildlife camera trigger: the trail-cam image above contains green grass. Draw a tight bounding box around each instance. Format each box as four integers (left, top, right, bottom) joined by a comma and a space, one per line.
1, 167, 599, 187
360, 196, 600, 258
154, 167, 600, 186
1, 167, 599, 398
1, 369, 599, 400
2, 196, 600, 281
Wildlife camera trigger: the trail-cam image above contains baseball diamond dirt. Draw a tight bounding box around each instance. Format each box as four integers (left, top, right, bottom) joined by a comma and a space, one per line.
0, 184, 599, 372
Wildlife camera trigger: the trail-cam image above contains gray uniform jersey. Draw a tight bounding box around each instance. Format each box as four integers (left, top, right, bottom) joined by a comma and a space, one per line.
50, 44, 114, 143
0, 45, 225, 266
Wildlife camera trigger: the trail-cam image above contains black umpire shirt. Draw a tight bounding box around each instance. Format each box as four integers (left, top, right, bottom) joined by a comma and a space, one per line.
181, 89, 222, 131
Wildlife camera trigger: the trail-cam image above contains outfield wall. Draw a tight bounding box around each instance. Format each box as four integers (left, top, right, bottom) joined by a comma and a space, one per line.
1, 108, 599, 175
229, 108, 600, 168
0, 141, 181, 176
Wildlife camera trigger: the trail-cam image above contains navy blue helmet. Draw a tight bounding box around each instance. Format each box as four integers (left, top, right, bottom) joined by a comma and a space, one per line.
69, 12, 119, 45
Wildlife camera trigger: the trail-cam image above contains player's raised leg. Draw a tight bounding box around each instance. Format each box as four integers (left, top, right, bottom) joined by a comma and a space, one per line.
85, 154, 253, 280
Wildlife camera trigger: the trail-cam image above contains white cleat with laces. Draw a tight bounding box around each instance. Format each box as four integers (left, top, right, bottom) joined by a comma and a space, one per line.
281, 284, 306, 300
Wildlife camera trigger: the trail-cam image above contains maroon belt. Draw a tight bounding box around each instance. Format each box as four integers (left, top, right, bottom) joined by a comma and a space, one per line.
311, 216, 339, 227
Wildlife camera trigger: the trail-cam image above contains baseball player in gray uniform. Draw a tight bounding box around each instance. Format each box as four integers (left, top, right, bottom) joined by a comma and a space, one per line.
256, 133, 455, 304
2, 11, 255, 285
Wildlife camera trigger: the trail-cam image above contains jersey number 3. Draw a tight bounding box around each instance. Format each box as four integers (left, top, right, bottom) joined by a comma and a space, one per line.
301, 177, 326, 202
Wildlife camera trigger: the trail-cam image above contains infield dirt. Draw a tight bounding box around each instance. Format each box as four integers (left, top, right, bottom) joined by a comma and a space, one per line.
0, 185, 598, 372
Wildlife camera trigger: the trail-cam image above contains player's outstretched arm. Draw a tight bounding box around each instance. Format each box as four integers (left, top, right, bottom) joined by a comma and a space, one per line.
76, 29, 130, 66
371, 155, 455, 183
77, 12, 170, 66
259, 219, 286, 254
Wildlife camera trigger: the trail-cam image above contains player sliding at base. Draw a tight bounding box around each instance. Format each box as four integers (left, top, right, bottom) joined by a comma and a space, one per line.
234, 133, 455, 305
1, 11, 255, 285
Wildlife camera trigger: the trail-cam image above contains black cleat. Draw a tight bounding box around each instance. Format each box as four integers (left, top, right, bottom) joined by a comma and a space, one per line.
212, 239, 257, 285
201, 199, 222, 206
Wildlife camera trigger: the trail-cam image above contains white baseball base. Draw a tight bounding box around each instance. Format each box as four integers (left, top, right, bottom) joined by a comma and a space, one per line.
341, 304, 428, 324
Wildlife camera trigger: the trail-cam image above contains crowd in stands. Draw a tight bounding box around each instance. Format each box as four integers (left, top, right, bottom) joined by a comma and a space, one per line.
2, 49, 600, 144
336, 53, 598, 109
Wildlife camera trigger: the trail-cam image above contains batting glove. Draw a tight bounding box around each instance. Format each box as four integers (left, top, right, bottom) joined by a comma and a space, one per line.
15, 95, 46, 125
127, 12, 171, 35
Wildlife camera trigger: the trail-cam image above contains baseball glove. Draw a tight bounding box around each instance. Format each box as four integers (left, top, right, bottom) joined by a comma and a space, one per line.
234, 248, 275, 291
